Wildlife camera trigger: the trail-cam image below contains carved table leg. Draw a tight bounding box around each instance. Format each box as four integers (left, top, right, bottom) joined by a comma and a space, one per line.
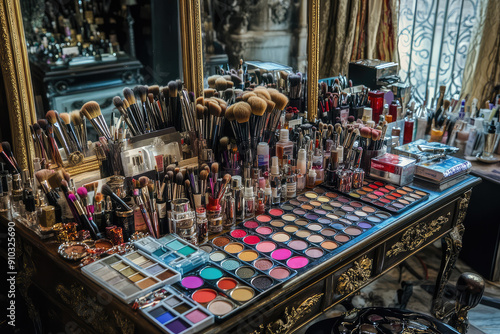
449, 272, 485, 334
432, 191, 471, 319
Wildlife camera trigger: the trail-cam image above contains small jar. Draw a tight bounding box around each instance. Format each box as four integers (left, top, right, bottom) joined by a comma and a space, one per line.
196, 207, 208, 244
114, 209, 135, 241
206, 198, 223, 234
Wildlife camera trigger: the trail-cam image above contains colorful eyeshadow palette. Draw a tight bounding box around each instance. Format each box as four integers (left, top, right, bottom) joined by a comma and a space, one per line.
201, 237, 297, 286
343, 180, 429, 212
141, 286, 214, 333
82, 250, 181, 303
134, 235, 209, 274
175, 264, 260, 320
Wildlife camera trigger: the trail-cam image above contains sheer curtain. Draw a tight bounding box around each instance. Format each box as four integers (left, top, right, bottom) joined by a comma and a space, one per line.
398, 0, 481, 105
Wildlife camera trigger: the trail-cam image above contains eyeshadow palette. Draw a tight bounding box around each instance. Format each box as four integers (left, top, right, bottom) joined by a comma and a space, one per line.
201, 237, 296, 286
134, 235, 209, 274
82, 250, 181, 303
141, 286, 214, 334
175, 264, 261, 320
341, 180, 429, 212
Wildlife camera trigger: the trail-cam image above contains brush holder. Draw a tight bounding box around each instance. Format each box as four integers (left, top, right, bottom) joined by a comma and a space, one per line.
360, 146, 386, 176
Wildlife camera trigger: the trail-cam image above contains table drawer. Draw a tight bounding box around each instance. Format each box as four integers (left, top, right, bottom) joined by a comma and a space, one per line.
380, 201, 457, 273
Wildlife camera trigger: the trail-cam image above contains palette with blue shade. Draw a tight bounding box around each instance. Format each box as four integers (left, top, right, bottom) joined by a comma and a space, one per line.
134, 235, 209, 274
141, 286, 213, 334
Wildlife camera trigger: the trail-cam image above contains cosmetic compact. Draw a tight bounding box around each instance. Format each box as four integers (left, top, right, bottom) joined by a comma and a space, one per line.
140, 286, 214, 334
58, 241, 89, 261
171, 199, 197, 244
81, 250, 181, 303
370, 153, 416, 186
134, 235, 209, 274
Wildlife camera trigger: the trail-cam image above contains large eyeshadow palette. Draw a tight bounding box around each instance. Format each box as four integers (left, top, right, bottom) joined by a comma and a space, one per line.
174, 264, 262, 320
140, 286, 214, 334
332, 179, 429, 213
134, 235, 209, 274
240, 188, 393, 252
82, 250, 181, 303
201, 236, 297, 285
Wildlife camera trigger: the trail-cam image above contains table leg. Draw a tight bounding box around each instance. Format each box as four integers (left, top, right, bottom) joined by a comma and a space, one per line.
431, 191, 471, 319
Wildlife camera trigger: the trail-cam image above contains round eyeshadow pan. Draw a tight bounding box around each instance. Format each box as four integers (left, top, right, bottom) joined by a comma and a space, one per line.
221, 259, 241, 271
305, 213, 319, 220
297, 196, 309, 202
289, 199, 301, 206
307, 223, 323, 231
283, 225, 299, 233
295, 219, 309, 226
344, 226, 363, 236
300, 204, 314, 210
313, 208, 327, 215
307, 234, 325, 243
321, 204, 334, 211
217, 277, 238, 290
330, 201, 343, 208
331, 223, 347, 230
293, 208, 306, 215
213, 237, 230, 247
346, 214, 360, 222
325, 192, 338, 198
287, 256, 309, 269
269, 267, 291, 280
272, 232, 291, 242
305, 247, 324, 258
208, 299, 234, 316
243, 235, 261, 245
334, 234, 350, 243
256, 226, 273, 235
200, 245, 213, 253
236, 266, 256, 279
320, 228, 337, 236
288, 239, 308, 251
367, 216, 382, 223
181, 276, 204, 289
269, 208, 284, 217
270, 220, 285, 228
271, 248, 292, 260
192, 289, 217, 304
295, 230, 311, 238
342, 205, 354, 212
317, 217, 333, 224
230, 229, 247, 238
349, 192, 361, 198
281, 204, 295, 211
358, 222, 373, 229
310, 200, 322, 207
244, 221, 259, 229
238, 250, 259, 262
350, 201, 363, 208
362, 206, 376, 213
200, 267, 223, 280
230, 286, 256, 301
317, 196, 329, 202
305, 192, 318, 199
256, 215, 272, 223
321, 240, 338, 250
256, 241, 277, 253
415, 190, 427, 196
375, 212, 391, 219
354, 210, 368, 217
251, 276, 273, 290
282, 214, 297, 222
326, 213, 340, 220
254, 258, 273, 271
225, 243, 244, 254
209, 251, 227, 262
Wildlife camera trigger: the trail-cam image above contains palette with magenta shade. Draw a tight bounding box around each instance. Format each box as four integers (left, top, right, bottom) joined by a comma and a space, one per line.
342, 180, 429, 212
81, 250, 181, 303
140, 286, 214, 334
202, 235, 297, 285
134, 235, 209, 274
175, 264, 260, 320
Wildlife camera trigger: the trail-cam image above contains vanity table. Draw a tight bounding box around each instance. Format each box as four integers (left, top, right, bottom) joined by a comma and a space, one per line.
2, 175, 480, 334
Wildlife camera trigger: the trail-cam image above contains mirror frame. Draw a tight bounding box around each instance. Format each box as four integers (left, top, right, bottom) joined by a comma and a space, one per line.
1, 0, 319, 175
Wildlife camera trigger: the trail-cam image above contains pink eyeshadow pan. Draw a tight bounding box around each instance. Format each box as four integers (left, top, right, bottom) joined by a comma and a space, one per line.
185, 309, 208, 324
256, 241, 277, 253
271, 249, 292, 261
256, 226, 273, 235
244, 221, 259, 229
287, 256, 309, 269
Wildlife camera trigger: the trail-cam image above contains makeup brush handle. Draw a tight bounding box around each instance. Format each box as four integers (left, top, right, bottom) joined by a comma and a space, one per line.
107, 192, 132, 211
53, 123, 72, 155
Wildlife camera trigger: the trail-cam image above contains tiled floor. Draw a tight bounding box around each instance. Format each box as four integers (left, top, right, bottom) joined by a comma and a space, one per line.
297, 244, 500, 333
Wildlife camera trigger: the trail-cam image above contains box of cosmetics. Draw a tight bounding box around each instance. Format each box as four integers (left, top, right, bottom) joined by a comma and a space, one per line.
81, 250, 181, 304
134, 235, 209, 274
369, 153, 416, 186
415, 156, 472, 183
140, 286, 214, 334
393, 139, 459, 162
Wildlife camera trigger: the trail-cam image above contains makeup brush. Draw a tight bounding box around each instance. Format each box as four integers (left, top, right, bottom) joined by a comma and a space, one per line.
68, 193, 100, 239
0, 141, 20, 173
101, 184, 132, 211
173, 172, 184, 199
80, 102, 112, 139
0, 144, 18, 173
76, 186, 89, 212
207, 75, 221, 89
167, 81, 179, 129
136, 85, 153, 131
47, 171, 81, 224
59, 113, 82, 152
46, 125, 64, 166
46, 110, 73, 156
123, 87, 145, 133
113, 96, 138, 136
134, 188, 156, 238
32, 123, 50, 162
247, 96, 267, 148
70, 111, 86, 152
217, 174, 232, 201
233, 102, 252, 148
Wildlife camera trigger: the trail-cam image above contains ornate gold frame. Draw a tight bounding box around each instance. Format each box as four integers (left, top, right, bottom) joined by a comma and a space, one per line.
182, 0, 320, 118
0, 0, 36, 173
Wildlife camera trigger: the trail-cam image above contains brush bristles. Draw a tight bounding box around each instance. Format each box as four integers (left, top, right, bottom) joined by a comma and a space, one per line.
139, 176, 149, 188
207, 75, 221, 88
254, 89, 271, 100
225, 105, 235, 121
137, 86, 148, 102
148, 85, 160, 97
233, 102, 252, 123
215, 78, 227, 91
247, 96, 267, 116
81, 101, 102, 119
208, 101, 222, 117
47, 171, 63, 190
204, 89, 216, 98
123, 88, 136, 104
168, 81, 178, 97
45, 110, 58, 124
60, 113, 71, 125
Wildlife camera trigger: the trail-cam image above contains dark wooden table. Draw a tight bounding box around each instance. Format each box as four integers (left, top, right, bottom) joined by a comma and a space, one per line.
2, 175, 481, 334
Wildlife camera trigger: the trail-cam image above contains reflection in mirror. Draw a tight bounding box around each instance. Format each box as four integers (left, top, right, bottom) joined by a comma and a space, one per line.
202, 0, 307, 77
20, 0, 183, 173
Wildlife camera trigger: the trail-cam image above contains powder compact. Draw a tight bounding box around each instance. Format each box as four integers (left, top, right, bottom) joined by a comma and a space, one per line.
58, 242, 89, 261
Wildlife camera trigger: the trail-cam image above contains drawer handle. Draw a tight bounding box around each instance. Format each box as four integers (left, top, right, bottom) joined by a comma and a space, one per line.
251, 293, 323, 334
335, 256, 373, 295
386, 213, 450, 258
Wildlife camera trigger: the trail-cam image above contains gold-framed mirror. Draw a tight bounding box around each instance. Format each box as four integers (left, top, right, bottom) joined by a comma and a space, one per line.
0, 0, 199, 176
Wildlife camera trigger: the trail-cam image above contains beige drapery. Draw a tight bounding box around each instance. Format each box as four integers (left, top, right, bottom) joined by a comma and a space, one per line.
460, 0, 500, 108
319, 0, 398, 79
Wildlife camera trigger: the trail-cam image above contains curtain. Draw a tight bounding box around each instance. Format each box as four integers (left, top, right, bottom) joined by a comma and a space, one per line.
460, 0, 500, 108
398, 0, 481, 106
319, 0, 398, 78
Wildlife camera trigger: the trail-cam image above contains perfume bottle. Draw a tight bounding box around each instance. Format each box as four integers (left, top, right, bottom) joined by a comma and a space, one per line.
222, 185, 235, 229
276, 129, 293, 167
306, 169, 316, 189
232, 176, 244, 221
286, 159, 297, 198
243, 179, 255, 218
270, 156, 281, 205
